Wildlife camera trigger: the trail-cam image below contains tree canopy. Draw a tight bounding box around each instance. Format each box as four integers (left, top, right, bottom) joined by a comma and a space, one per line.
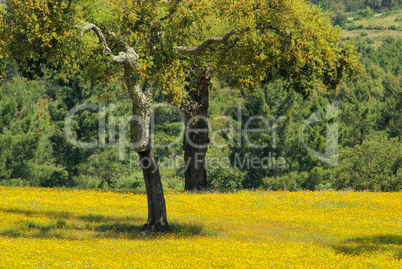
1, 0, 359, 101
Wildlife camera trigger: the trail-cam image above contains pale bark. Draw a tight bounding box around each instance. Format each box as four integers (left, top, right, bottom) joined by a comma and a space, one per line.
174, 30, 237, 55
80, 22, 169, 232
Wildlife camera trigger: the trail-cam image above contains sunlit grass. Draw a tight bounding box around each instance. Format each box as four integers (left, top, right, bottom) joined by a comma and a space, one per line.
341, 9, 401, 47
0, 187, 401, 268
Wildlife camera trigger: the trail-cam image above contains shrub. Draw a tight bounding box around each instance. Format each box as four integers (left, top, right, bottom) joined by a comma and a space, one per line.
73, 172, 142, 190
113, 173, 143, 189
160, 168, 183, 190
207, 167, 245, 191
23, 162, 70, 187
332, 10, 347, 26
333, 136, 402, 191
72, 175, 104, 189
0, 178, 30, 187
75, 147, 142, 189
358, 7, 374, 19
388, 25, 397, 30
365, 37, 375, 44
262, 172, 309, 191
305, 167, 333, 190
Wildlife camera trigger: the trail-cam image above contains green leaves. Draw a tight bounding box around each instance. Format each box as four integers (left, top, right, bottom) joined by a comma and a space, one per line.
0, 0, 81, 81
0, 0, 359, 104
334, 136, 402, 191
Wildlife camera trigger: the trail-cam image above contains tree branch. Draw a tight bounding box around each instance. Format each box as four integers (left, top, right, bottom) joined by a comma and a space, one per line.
104, 27, 130, 52
174, 25, 286, 56
144, 78, 158, 98
258, 25, 287, 37
174, 30, 237, 55
79, 23, 112, 56
77, 23, 139, 66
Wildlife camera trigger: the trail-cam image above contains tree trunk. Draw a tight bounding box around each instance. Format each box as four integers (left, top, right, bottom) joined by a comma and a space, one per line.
138, 148, 170, 232
79, 24, 170, 232
181, 67, 213, 190
183, 131, 208, 190
127, 79, 170, 232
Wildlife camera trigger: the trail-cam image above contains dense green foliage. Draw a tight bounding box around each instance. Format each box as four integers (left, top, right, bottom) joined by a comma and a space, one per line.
0, 3, 401, 192
334, 136, 402, 191
0, 64, 143, 188
3, 35, 400, 191
222, 36, 401, 191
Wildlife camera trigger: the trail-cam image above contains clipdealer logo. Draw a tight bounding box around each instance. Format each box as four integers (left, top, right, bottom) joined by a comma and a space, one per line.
64, 101, 339, 169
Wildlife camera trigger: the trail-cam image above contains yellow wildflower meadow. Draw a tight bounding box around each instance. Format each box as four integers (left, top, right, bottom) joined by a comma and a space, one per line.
0, 186, 401, 268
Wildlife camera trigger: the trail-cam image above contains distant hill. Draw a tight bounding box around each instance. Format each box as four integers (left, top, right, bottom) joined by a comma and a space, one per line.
341, 7, 402, 47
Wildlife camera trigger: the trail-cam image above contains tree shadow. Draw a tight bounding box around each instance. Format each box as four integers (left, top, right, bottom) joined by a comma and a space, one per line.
93, 222, 205, 239
0, 208, 208, 240
329, 234, 402, 259
1, 207, 143, 223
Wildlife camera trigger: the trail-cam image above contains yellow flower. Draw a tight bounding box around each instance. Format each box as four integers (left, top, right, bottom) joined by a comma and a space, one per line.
0, 186, 401, 268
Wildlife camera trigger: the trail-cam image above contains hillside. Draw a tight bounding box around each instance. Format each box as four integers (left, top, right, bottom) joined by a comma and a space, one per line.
341, 7, 402, 47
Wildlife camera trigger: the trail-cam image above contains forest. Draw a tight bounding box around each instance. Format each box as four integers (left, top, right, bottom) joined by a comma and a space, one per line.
0, 1, 401, 192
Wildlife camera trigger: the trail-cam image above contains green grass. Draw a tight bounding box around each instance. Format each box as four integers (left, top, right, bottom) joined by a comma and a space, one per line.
341, 8, 402, 47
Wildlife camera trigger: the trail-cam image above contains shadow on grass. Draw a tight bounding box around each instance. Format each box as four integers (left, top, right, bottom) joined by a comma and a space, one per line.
330, 234, 402, 259
93, 222, 205, 239
0, 208, 207, 240
0, 207, 142, 223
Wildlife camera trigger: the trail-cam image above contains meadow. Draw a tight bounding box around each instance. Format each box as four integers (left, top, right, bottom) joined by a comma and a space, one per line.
341, 8, 402, 47
0, 187, 401, 268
